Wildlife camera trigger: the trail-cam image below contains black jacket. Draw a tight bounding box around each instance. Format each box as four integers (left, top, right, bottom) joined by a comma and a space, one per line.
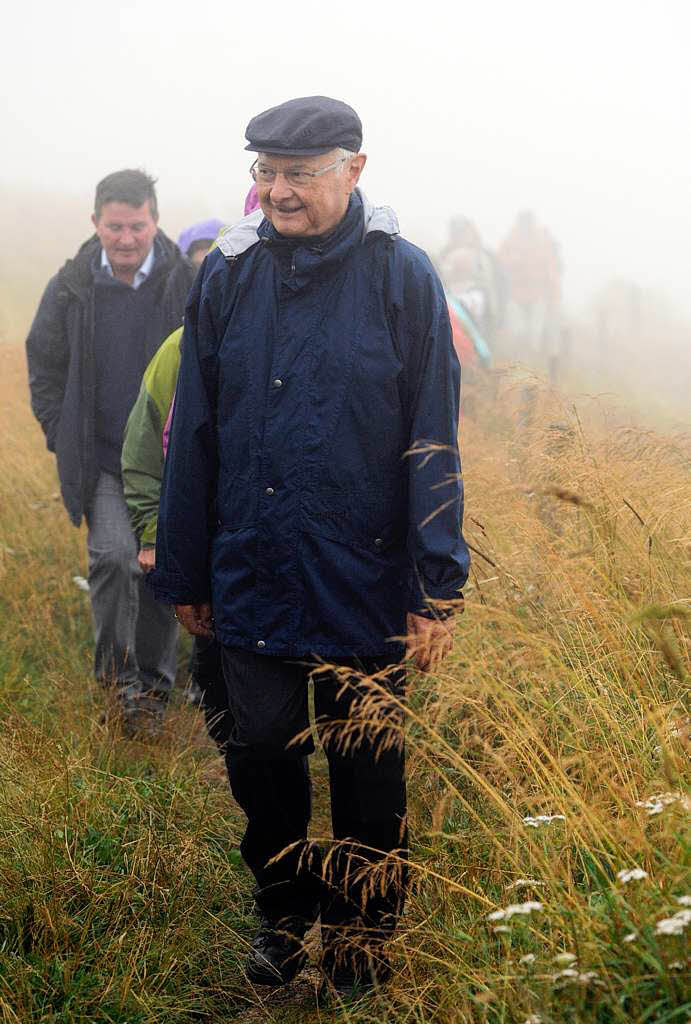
26, 231, 195, 525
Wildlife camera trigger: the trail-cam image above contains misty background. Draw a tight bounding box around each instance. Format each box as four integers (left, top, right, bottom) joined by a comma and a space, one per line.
1, 0, 690, 419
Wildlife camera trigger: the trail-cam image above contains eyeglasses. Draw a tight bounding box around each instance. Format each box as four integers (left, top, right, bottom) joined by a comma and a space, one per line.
250, 156, 348, 188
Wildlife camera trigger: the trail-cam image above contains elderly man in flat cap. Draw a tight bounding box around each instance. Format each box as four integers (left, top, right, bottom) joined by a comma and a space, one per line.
152, 95, 469, 1001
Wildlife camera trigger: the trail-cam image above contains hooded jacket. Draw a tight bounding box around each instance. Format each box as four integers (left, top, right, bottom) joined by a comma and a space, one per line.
26, 231, 195, 525
151, 190, 469, 658
122, 326, 182, 546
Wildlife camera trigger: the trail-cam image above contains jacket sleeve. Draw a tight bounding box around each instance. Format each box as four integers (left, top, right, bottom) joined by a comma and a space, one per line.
149, 266, 220, 605
25, 276, 69, 452
121, 327, 182, 547
397, 252, 470, 613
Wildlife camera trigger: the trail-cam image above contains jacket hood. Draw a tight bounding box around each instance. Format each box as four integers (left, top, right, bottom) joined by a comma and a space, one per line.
58, 229, 187, 297
215, 188, 399, 263
178, 219, 224, 257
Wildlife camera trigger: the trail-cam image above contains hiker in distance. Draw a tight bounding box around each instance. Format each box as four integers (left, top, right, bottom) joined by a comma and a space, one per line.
26, 170, 196, 734
151, 96, 469, 1002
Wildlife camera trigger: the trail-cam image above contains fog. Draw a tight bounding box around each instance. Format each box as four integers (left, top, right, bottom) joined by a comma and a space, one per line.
2, 1, 689, 298
2, 0, 690, 408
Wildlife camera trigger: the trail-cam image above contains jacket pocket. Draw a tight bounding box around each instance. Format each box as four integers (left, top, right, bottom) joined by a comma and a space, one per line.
298, 526, 409, 647
216, 475, 256, 530
301, 509, 405, 558
210, 524, 258, 634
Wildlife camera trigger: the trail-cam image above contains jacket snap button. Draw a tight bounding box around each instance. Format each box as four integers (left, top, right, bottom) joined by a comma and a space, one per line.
273, 378, 283, 388
374, 537, 383, 547
265, 486, 275, 495
256, 639, 266, 648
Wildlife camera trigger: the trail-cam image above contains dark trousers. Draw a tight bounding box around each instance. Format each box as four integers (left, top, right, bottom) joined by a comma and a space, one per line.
221, 648, 408, 966
190, 637, 233, 751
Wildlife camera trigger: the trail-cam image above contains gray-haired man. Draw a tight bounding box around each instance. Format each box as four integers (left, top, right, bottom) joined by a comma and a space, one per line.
152, 97, 469, 1001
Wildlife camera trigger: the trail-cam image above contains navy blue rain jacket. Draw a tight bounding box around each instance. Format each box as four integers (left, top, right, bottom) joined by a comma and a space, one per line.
152, 190, 469, 658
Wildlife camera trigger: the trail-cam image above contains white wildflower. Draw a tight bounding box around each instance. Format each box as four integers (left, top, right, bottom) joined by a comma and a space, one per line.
492, 925, 511, 933
553, 968, 603, 986
667, 716, 690, 739
643, 800, 664, 815
488, 901, 543, 922
635, 792, 686, 816
676, 895, 691, 907
519, 953, 536, 965
72, 575, 90, 592
523, 814, 566, 828
617, 867, 649, 883
655, 910, 691, 936
554, 952, 578, 965
507, 878, 545, 890
623, 932, 638, 943
669, 961, 685, 970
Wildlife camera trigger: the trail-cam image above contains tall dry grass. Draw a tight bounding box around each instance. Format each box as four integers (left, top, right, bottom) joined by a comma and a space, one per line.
0, 346, 688, 1022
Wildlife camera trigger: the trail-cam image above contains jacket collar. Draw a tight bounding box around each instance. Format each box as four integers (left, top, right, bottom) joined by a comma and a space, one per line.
262, 190, 367, 287
58, 229, 185, 298
215, 188, 399, 264
99, 240, 156, 289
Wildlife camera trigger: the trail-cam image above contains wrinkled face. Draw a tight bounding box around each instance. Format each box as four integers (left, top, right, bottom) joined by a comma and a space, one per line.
256, 149, 366, 237
92, 201, 158, 275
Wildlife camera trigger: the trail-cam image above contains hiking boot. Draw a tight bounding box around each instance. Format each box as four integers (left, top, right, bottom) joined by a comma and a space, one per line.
245, 912, 315, 986
98, 680, 167, 739
184, 680, 204, 706
117, 686, 167, 739
120, 697, 165, 739
318, 951, 391, 1006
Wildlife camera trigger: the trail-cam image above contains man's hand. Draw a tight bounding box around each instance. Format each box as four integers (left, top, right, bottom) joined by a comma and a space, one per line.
138, 547, 156, 573
406, 611, 454, 673
175, 602, 214, 638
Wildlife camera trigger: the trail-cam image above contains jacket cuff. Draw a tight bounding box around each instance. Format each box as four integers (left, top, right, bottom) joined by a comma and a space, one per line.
140, 519, 158, 547
413, 598, 462, 614
408, 570, 464, 619
147, 569, 210, 607
411, 596, 463, 620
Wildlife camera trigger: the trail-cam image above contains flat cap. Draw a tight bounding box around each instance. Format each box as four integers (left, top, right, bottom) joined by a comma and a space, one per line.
245, 95, 362, 157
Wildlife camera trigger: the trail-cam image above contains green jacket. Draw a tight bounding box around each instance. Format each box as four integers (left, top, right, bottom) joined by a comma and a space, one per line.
122, 326, 182, 547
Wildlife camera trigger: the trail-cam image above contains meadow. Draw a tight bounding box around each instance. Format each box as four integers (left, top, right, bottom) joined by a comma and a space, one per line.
0, 343, 688, 1023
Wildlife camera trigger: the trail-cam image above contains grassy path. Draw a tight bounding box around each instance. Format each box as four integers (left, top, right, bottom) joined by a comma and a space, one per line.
0, 344, 689, 1023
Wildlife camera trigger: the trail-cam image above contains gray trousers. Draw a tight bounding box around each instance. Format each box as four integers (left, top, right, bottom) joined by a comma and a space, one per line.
85, 472, 178, 694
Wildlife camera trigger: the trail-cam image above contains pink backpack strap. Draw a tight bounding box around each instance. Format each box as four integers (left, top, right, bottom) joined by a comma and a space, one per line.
163, 391, 176, 458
